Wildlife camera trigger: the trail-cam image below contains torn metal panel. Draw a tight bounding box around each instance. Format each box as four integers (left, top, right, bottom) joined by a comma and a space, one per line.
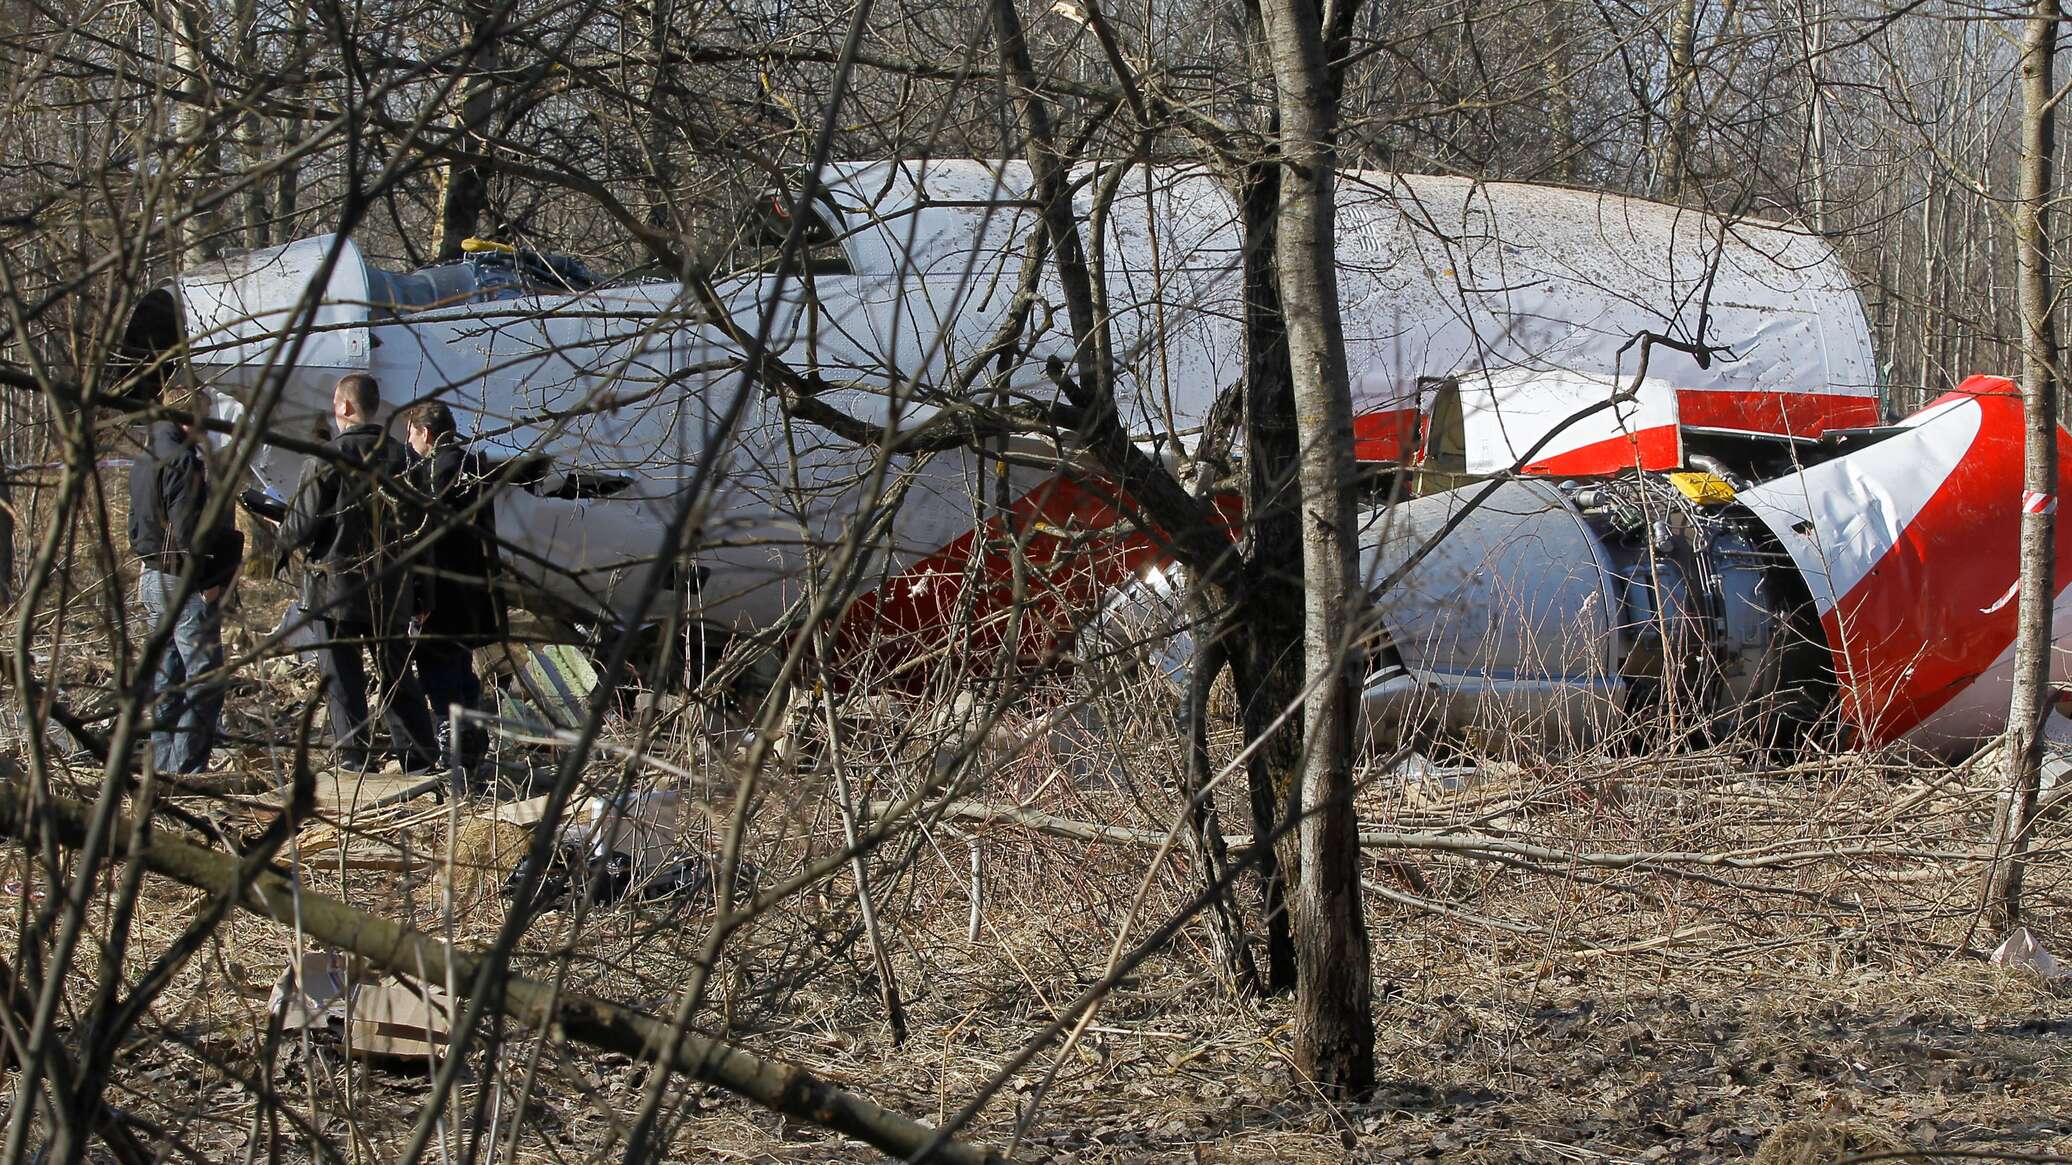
1429, 370, 1684, 477
1741, 376, 2072, 752
497, 788, 725, 909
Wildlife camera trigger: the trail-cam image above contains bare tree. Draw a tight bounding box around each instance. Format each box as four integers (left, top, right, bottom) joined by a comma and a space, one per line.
1254, 0, 1375, 1094
432, 0, 508, 260
1991, 0, 2060, 934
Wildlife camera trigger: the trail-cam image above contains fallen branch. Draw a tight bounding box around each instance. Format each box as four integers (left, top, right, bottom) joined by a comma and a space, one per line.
0, 784, 1007, 1165
887, 797, 2005, 871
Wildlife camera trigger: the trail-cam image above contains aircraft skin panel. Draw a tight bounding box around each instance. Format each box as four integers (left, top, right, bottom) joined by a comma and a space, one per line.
1346, 388, 1883, 464
1514, 426, 1682, 477
831, 473, 1182, 677
1351, 409, 1422, 461
1452, 370, 1681, 476
1323, 171, 1879, 424
811, 162, 1879, 462
181, 234, 373, 370
1365, 479, 1623, 692
1673, 388, 1881, 436
1743, 378, 2072, 748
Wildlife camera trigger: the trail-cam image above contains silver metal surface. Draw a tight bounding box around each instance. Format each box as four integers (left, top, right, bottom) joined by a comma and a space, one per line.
1361, 479, 1626, 746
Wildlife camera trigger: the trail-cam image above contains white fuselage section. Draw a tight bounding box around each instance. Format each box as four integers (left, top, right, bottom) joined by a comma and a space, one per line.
156, 161, 1878, 653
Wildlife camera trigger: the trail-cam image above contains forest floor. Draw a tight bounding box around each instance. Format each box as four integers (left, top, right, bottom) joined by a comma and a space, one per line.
10, 579, 2072, 1165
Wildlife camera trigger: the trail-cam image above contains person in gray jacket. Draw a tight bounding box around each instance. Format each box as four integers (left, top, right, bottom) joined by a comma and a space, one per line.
128, 395, 243, 772
279, 373, 439, 773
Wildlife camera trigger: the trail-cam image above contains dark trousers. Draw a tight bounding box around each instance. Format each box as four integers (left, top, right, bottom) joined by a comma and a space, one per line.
411, 636, 482, 725
318, 617, 439, 769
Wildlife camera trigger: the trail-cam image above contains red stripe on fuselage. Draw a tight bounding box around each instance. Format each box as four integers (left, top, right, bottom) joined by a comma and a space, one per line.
1353, 408, 1420, 462
1348, 389, 1880, 465
1520, 425, 1682, 475
1672, 388, 1881, 436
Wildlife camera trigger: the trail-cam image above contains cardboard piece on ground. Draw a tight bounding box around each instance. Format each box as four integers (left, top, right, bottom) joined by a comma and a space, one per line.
271, 950, 349, 1030
492, 794, 553, 826
348, 977, 455, 1058
563, 789, 684, 882
292, 770, 441, 819
268, 949, 455, 1058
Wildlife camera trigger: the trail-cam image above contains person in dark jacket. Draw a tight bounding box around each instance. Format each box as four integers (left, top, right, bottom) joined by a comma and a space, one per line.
279, 373, 440, 773
401, 401, 505, 770
129, 397, 243, 772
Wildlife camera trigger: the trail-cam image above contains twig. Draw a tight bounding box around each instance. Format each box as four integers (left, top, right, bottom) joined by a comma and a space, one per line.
884, 797, 2003, 871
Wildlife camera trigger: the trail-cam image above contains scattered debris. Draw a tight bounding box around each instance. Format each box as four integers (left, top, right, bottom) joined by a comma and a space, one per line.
268, 950, 455, 1059
501, 643, 600, 730
1990, 927, 2071, 979
503, 788, 731, 909
277, 770, 449, 819
446, 817, 531, 903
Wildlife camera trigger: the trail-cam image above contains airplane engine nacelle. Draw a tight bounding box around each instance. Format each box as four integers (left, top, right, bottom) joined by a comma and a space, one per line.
1358, 473, 1823, 752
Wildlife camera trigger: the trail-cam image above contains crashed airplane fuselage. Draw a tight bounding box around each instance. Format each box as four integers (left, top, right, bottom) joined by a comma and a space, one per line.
130, 161, 2070, 756
129, 161, 1879, 668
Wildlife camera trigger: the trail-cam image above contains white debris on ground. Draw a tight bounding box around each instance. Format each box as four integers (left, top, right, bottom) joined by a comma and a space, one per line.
1989, 927, 2071, 980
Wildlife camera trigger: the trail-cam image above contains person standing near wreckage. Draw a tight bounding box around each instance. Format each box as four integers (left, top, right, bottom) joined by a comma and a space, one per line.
280, 373, 441, 773
129, 389, 244, 773
401, 401, 504, 772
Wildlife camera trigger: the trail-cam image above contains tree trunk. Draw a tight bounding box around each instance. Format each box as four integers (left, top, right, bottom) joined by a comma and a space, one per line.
169, 0, 223, 268
643, 0, 679, 231
1993, 0, 2060, 934
234, 0, 268, 248
1180, 622, 1265, 997
1659, 0, 1700, 200
273, 0, 308, 234
433, 0, 501, 262
1237, 155, 1301, 995
0, 464, 12, 606
1254, 0, 1376, 1097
